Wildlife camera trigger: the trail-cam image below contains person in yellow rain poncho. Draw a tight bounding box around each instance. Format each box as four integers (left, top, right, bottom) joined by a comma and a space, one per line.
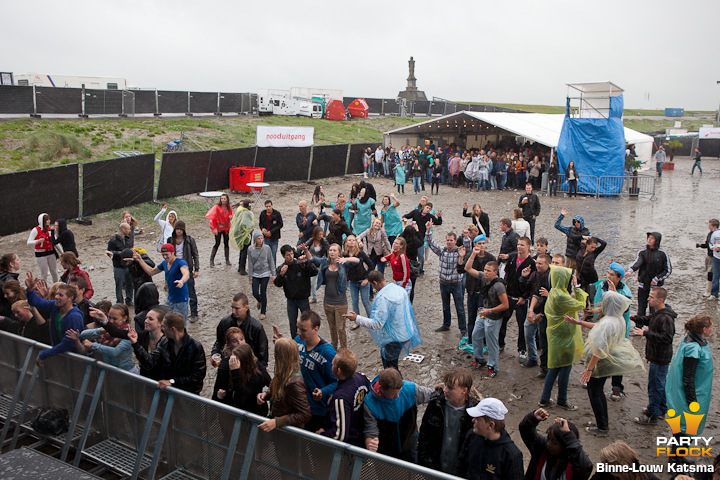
574, 290, 645, 437
539, 265, 586, 412
230, 202, 255, 275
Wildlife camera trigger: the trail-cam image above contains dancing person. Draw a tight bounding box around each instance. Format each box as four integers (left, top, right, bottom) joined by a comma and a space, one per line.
554, 208, 589, 272
357, 217, 391, 275
343, 235, 374, 324
247, 231, 275, 320
625, 232, 671, 316
154, 204, 177, 252
630, 287, 676, 425
379, 194, 403, 246
273, 245, 318, 338
381, 237, 411, 293
216, 343, 271, 416
463, 202, 491, 239
168, 221, 200, 320
59, 252, 93, 299
259, 199, 283, 263
519, 408, 593, 480
133, 244, 190, 321
68, 304, 136, 372
206, 193, 233, 266
27, 213, 58, 283
573, 290, 645, 436
540, 266, 586, 411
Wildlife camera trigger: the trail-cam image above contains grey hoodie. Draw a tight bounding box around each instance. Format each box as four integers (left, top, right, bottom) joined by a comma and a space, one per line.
247, 231, 275, 278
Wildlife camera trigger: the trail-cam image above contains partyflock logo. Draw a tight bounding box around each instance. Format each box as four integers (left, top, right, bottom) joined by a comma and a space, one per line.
656, 402, 713, 457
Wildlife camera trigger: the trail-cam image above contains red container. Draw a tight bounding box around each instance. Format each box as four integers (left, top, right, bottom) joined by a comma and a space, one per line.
230, 166, 266, 192
325, 100, 346, 121
347, 98, 369, 118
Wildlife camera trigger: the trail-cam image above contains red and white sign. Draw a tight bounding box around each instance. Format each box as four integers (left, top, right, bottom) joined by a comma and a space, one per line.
256, 126, 314, 147
699, 127, 720, 139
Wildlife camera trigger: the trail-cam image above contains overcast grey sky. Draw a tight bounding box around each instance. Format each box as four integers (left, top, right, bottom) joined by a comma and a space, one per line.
5, 0, 719, 110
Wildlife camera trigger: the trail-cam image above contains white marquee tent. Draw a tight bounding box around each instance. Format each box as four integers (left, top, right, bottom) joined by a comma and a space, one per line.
383, 111, 654, 165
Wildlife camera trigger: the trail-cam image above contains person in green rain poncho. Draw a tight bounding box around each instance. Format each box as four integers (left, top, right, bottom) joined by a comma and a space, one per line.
539, 265, 586, 412
665, 315, 713, 439
573, 290, 645, 437
230, 201, 254, 275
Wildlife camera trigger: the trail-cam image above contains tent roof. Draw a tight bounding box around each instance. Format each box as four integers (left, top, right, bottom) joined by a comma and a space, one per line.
566, 81, 624, 94
384, 111, 653, 148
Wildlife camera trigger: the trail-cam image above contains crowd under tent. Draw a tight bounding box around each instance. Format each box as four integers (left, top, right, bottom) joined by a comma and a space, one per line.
383, 111, 654, 166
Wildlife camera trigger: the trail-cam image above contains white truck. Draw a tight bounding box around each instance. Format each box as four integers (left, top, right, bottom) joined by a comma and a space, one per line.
257, 89, 323, 118
14, 73, 130, 90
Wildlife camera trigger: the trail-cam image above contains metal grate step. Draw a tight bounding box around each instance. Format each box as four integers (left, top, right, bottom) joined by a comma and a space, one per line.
159, 468, 206, 480
82, 439, 152, 476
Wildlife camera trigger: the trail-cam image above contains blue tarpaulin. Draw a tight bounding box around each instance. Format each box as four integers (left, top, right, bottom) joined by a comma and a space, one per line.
557, 94, 626, 194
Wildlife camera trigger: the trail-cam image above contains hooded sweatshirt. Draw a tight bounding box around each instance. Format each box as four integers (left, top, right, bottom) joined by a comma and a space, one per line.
633, 306, 677, 365
27, 213, 55, 256
628, 232, 672, 289
293, 336, 337, 416
155, 207, 178, 252
52, 219, 78, 257
456, 429, 524, 480
554, 214, 590, 259
247, 231, 275, 278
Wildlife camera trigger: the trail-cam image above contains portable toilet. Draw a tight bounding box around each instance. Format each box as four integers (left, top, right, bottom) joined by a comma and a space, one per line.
325, 100, 346, 121
347, 98, 369, 118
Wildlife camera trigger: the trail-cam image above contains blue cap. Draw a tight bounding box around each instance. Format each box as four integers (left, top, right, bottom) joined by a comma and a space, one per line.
473, 234, 487, 244
609, 262, 625, 278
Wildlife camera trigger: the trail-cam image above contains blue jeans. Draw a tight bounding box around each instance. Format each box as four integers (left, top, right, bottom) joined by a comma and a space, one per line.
439, 283, 466, 332
412, 176, 421, 194
166, 300, 189, 324
490, 174, 497, 190
286, 297, 309, 338
500, 297, 527, 352
348, 280, 372, 317
692, 161, 703, 174
498, 172, 507, 191
265, 240, 279, 266
368, 161, 375, 177
113, 267, 133, 304
381, 341, 405, 370
524, 318, 539, 362
417, 247, 425, 273
541, 365, 572, 404
466, 292, 482, 344
252, 277, 269, 314
656, 162, 663, 176
472, 315, 502, 370
383, 161, 390, 176
187, 276, 198, 316
647, 362, 669, 417
711, 257, 720, 297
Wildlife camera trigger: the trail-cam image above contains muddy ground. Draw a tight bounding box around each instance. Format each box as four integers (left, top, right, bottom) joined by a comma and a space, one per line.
3, 156, 718, 471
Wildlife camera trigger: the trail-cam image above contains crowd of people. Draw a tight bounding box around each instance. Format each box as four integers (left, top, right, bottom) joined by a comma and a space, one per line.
0, 151, 717, 480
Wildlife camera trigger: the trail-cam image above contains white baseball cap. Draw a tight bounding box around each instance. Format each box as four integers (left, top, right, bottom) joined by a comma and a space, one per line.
466, 398, 508, 420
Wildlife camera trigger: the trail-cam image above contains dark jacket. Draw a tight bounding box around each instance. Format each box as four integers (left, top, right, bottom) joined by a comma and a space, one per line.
132, 332, 206, 394
554, 214, 589, 259
629, 232, 672, 289
462, 209, 491, 237
296, 211, 318, 244
133, 282, 161, 332
119, 248, 155, 293
519, 412, 593, 480
633, 306, 677, 365
259, 208, 283, 241
418, 389, 479, 473
212, 357, 271, 416
504, 253, 535, 299
52, 219, 78, 257
345, 251, 373, 282
499, 229, 520, 260
211, 314, 269, 368
456, 429, 524, 480
402, 209, 442, 239
168, 224, 200, 273
0, 314, 51, 345
574, 238, 607, 288
520, 268, 551, 314
274, 259, 318, 300
322, 372, 371, 447
399, 227, 423, 261
518, 193, 541, 220
318, 214, 352, 246
102, 315, 166, 380
107, 232, 133, 268
698, 229, 715, 258
460, 252, 496, 294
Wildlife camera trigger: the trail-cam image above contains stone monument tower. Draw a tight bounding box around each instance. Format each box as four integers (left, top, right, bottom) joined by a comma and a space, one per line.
397, 56, 427, 101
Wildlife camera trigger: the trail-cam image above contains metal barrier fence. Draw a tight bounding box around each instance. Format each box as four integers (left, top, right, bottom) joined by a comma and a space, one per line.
0, 331, 460, 480
542, 172, 655, 199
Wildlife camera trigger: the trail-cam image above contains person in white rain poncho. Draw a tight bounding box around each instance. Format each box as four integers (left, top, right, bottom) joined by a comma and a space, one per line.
566, 290, 644, 437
